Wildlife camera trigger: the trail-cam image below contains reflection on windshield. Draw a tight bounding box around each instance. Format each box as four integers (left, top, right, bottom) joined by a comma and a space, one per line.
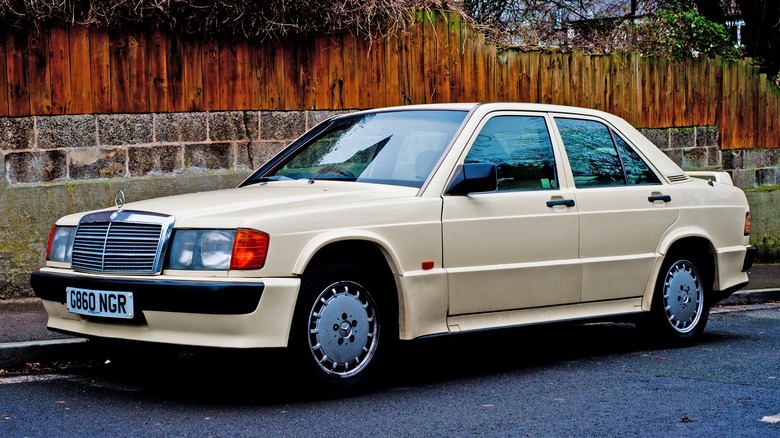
267, 110, 467, 188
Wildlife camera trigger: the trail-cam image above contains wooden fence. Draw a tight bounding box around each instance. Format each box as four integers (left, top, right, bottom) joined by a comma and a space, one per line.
0, 10, 778, 150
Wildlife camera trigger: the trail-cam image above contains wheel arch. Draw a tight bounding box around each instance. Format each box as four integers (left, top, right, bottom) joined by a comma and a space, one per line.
292, 232, 402, 277
295, 238, 402, 318
643, 235, 717, 310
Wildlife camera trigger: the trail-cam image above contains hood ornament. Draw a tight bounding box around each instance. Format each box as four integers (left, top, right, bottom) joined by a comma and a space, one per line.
114, 190, 126, 210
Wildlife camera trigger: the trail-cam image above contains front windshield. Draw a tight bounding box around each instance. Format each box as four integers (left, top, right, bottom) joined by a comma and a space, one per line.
264, 110, 467, 188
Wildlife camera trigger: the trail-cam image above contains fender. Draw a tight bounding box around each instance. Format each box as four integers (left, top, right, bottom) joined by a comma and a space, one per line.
642, 226, 716, 311
291, 230, 404, 277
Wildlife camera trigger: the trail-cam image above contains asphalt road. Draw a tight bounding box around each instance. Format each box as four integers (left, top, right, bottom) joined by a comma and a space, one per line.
2, 304, 779, 436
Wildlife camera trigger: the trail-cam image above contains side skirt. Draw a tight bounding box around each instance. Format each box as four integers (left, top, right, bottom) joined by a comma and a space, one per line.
446, 298, 644, 334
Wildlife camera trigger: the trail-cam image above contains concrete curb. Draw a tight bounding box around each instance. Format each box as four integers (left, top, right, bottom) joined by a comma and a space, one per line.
716, 288, 780, 306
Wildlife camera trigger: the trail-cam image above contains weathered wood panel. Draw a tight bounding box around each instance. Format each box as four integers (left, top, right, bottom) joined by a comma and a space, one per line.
0, 11, 778, 150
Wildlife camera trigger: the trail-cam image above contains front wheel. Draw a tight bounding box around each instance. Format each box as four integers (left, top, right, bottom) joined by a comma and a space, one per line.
644, 255, 710, 344
291, 262, 394, 390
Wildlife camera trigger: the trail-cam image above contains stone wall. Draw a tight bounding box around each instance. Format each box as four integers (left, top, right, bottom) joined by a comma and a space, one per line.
1, 110, 342, 184
0, 110, 342, 298
639, 125, 780, 188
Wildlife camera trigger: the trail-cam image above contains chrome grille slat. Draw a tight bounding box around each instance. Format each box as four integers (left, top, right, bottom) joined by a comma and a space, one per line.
71, 211, 174, 275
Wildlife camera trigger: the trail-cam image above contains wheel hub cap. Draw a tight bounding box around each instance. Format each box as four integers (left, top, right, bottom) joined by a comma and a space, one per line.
308, 281, 379, 378
663, 260, 703, 333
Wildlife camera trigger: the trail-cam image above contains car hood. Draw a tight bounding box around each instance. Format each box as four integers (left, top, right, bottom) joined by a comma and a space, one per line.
75, 180, 419, 228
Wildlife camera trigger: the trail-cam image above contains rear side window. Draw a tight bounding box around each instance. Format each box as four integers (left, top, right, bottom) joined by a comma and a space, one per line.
555, 118, 659, 188
464, 115, 558, 191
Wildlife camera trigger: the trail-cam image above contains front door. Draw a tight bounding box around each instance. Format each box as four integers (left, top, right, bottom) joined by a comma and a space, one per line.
442, 113, 581, 315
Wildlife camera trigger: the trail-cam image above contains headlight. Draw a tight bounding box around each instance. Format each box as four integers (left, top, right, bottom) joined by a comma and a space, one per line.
167, 230, 236, 270
46, 226, 75, 263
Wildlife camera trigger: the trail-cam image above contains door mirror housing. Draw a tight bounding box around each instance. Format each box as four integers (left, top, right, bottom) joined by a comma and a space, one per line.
445, 163, 498, 195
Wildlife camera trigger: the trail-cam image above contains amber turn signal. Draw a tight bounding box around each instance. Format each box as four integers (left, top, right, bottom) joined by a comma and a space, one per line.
231, 229, 270, 270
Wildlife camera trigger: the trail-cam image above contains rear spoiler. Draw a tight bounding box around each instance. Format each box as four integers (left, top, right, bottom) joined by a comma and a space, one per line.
685, 171, 734, 186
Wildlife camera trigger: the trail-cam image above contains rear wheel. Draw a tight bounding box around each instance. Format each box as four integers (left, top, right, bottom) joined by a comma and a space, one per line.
645, 255, 710, 344
291, 262, 395, 390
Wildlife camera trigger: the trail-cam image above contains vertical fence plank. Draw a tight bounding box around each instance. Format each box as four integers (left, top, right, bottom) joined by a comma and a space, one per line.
201, 38, 218, 111
473, 33, 488, 102
408, 16, 425, 105
219, 40, 239, 111
327, 36, 343, 109
551, 52, 564, 105
579, 54, 591, 109
166, 36, 184, 112
109, 30, 130, 113
484, 41, 497, 102
422, 10, 440, 103
497, 50, 508, 101
28, 30, 51, 114
356, 36, 372, 108
89, 30, 111, 113
447, 12, 462, 103
311, 36, 330, 109
503, 50, 516, 102
127, 30, 149, 113
567, 52, 581, 108
283, 41, 304, 110
368, 35, 385, 108
182, 38, 202, 111
297, 38, 316, 110
342, 33, 359, 108
274, 43, 287, 110
460, 22, 476, 102
719, 59, 733, 149
251, 43, 269, 109
0, 31, 8, 116
148, 29, 169, 113
69, 27, 93, 114
234, 41, 252, 110
49, 27, 71, 114
434, 11, 451, 104
530, 51, 543, 103
384, 33, 402, 106
6, 32, 29, 116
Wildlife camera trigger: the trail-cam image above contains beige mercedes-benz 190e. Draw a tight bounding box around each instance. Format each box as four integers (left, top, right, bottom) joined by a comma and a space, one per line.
32, 103, 755, 389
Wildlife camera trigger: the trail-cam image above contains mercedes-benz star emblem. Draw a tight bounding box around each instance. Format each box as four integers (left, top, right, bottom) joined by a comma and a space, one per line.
114, 190, 126, 210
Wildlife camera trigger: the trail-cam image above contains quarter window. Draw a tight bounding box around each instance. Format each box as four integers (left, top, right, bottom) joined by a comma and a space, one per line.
555, 118, 659, 188
464, 116, 558, 191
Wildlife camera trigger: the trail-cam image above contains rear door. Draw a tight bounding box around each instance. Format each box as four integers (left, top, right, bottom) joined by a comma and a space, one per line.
552, 116, 679, 302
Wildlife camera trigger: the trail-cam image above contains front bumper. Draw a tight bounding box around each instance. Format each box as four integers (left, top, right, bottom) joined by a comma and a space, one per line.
32, 271, 265, 316
30, 268, 301, 349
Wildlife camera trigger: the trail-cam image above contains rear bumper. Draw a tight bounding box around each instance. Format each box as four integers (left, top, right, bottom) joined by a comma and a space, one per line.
712, 245, 755, 304
30, 268, 301, 349
742, 246, 756, 272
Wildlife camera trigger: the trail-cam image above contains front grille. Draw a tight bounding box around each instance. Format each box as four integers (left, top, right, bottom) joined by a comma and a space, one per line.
71, 211, 174, 274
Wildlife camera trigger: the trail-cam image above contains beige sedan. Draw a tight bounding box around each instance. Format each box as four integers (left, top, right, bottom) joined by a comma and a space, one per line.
32, 103, 754, 390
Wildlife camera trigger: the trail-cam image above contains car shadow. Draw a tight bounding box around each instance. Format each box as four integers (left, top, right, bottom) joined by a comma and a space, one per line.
51, 319, 741, 405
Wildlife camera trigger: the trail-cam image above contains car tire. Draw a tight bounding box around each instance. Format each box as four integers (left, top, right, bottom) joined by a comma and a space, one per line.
644, 254, 710, 345
290, 261, 395, 391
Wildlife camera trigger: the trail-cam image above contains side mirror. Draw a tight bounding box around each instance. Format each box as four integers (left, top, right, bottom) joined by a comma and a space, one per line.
445, 163, 498, 195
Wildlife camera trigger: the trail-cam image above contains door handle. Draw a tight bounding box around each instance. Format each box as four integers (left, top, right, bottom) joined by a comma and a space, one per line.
648, 195, 672, 203
546, 199, 575, 208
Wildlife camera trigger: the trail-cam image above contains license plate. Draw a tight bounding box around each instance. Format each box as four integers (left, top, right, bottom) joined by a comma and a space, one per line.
66, 287, 134, 319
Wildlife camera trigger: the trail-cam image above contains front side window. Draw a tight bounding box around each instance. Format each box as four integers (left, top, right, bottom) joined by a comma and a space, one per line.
262, 110, 467, 188
464, 115, 558, 191
555, 117, 659, 188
